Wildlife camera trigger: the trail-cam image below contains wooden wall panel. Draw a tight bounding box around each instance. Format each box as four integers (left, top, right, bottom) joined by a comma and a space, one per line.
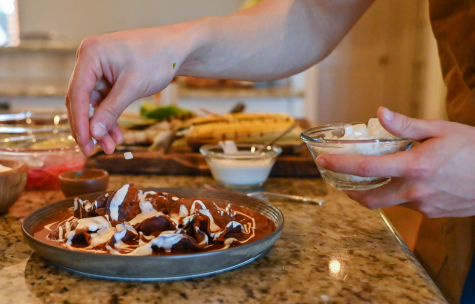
315, 0, 429, 124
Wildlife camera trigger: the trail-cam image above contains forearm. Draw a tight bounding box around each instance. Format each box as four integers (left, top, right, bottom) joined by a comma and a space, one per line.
179, 0, 374, 81
67, 0, 374, 155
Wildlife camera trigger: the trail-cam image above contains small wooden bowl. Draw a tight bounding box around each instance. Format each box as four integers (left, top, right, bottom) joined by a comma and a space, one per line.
58, 169, 109, 198
0, 160, 28, 213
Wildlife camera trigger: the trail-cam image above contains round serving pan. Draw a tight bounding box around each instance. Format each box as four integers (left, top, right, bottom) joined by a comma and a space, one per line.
22, 188, 284, 281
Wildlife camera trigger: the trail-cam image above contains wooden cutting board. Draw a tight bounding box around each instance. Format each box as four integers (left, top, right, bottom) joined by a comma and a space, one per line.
89, 147, 320, 178
89, 119, 320, 177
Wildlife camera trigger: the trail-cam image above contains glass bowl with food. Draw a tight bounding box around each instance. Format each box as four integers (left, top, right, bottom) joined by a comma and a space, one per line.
0, 134, 87, 190
301, 119, 413, 190
200, 143, 282, 189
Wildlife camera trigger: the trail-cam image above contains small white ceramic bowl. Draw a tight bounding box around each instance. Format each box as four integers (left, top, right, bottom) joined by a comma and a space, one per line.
200, 144, 282, 189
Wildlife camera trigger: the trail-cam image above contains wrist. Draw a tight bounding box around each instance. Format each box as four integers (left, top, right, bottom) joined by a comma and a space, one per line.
175, 17, 217, 76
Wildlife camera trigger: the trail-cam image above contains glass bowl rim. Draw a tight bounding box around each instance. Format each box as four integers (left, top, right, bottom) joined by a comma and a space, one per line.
300, 122, 411, 144
0, 111, 70, 133
0, 134, 81, 154
200, 143, 282, 158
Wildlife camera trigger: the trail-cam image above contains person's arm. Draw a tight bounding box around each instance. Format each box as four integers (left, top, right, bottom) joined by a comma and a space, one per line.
180, 0, 374, 80
67, 0, 374, 156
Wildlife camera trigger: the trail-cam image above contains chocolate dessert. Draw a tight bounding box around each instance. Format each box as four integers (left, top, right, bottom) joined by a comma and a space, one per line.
34, 184, 276, 256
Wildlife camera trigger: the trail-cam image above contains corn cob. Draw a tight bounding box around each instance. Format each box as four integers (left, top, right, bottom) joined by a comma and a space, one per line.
185, 113, 301, 145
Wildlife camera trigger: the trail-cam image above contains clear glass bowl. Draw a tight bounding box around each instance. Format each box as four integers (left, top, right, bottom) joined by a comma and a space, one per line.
301, 123, 413, 190
0, 134, 87, 190
200, 144, 282, 189
0, 112, 70, 138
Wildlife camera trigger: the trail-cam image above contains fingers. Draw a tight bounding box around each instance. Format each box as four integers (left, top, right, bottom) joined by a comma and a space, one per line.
65, 94, 76, 141
316, 108, 448, 178
377, 107, 446, 140
89, 77, 137, 141
69, 52, 102, 148
89, 78, 122, 148
90, 90, 104, 106
93, 124, 122, 154
92, 77, 112, 106
97, 133, 116, 154
344, 178, 408, 209
82, 138, 96, 156
108, 123, 124, 145
316, 152, 412, 177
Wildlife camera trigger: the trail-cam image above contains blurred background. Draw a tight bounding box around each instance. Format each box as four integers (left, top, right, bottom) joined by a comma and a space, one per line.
0, 0, 449, 250
1, 0, 446, 124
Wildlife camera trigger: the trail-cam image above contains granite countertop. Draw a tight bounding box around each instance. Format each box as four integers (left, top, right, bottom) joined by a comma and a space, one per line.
0, 175, 447, 304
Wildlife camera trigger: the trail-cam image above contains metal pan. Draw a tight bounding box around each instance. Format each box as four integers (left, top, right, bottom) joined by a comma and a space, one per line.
22, 188, 284, 281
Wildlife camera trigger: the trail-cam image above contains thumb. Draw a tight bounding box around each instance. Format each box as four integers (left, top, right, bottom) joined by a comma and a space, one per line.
377, 107, 440, 141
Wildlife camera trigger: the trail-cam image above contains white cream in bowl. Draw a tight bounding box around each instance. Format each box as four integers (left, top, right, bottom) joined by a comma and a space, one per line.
200, 144, 282, 189
207, 157, 276, 186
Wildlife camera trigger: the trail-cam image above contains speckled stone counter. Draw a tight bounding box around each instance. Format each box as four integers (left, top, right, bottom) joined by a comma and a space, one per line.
0, 175, 447, 304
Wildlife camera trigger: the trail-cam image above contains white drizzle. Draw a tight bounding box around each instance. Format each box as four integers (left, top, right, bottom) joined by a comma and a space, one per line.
190, 200, 207, 214
179, 205, 189, 217
89, 227, 117, 248
198, 209, 221, 232
84, 202, 93, 212
112, 229, 134, 249
109, 184, 130, 221
169, 214, 194, 229
75, 216, 110, 231
65, 221, 71, 235
139, 201, 156, 213
58, 226, 63, 240
140, 191, 157, 201
116, 231, 186, 256
52, 184, 261, 256
127, 210, 164, 226
44, 220, 59, 232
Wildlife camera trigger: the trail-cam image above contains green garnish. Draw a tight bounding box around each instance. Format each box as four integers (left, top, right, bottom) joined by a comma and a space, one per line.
140, 101, 192, 121
173, 63, 176, 69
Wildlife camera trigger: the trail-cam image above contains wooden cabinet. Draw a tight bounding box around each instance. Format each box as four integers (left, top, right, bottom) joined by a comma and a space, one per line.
309, 0, 446, 125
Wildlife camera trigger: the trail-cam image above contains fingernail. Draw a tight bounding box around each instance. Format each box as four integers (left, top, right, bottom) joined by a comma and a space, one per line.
316, 157, 326, 167
382, 107, 394, 121
91, 122, 107, 138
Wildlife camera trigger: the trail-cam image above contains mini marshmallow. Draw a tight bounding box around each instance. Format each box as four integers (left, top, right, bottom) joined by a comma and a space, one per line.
325, 118, 394, 140
124, 152, 133, 160
315, 118, 403, 182
219, 140, 238, 154
89, 104, 95, 119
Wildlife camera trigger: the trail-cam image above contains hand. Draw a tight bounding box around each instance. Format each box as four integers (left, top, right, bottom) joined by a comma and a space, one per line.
66, 25, 196, 155
316, 107, 475, 218
65, 0, 377, 156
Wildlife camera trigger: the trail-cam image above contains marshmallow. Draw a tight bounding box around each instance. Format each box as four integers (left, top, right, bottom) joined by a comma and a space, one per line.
314, 118, 404, 183
124, 152, 133, 160
325, 118, 394, 141
89, 104, 95, 119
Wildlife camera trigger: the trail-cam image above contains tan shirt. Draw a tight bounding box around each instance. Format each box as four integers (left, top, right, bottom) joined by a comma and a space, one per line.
414, 2, 475, 304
